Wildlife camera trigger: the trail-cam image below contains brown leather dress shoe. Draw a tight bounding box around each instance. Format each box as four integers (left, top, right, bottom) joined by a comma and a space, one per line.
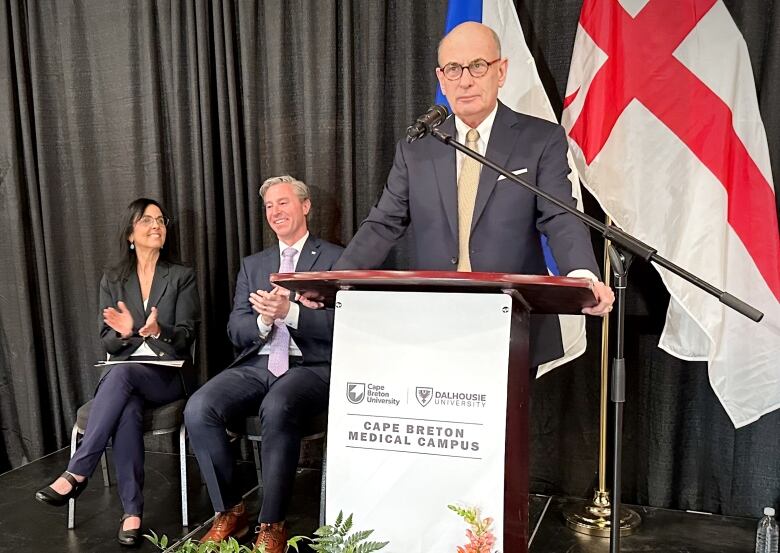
254, 521, 288, 553
200, 502, 249, 544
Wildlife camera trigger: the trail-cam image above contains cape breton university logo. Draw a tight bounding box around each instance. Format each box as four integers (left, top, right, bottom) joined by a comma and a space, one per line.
347, 382, 365, 404
416, 387, 433, 407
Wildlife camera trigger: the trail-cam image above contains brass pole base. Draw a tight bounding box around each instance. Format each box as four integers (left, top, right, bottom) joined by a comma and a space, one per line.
562, 490, 642, 537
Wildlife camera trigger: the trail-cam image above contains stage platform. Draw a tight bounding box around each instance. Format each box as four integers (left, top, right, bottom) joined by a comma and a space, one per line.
0, 448, 757, 552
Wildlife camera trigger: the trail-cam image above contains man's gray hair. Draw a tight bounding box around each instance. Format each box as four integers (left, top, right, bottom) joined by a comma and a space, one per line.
259, 175, 310, 202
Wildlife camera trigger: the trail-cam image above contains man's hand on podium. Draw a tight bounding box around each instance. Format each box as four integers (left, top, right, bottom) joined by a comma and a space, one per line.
582, 281, 615, 317
296, 291, 325, 310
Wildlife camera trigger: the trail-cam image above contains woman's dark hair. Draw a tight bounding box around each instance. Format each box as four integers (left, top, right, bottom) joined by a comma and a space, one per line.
106, 198, 179, 281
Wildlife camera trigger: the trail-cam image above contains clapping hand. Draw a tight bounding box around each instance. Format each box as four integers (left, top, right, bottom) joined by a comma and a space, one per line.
103, 301, 134, 338
249, 286, 291, 325
139, 306, 161, 338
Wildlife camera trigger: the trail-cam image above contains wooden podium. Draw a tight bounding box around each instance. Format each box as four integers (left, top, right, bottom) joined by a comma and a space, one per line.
273, 270, 596, 553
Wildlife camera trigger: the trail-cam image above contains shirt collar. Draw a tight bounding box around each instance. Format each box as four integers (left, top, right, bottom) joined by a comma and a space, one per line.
279, 231, 309, 255
454, 103, 499, 146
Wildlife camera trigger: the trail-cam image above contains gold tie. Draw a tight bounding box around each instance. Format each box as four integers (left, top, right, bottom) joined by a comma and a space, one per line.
457, 128, 481, 271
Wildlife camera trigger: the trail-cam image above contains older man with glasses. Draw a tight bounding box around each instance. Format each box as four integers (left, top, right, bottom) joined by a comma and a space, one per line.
334, 21, 614, 368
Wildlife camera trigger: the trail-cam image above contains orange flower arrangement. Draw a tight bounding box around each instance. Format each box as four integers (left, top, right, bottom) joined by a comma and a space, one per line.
448, 504, 497, 553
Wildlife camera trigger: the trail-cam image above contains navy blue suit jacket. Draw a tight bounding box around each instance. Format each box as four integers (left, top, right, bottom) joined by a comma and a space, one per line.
335, 102, 600, 366
227, 235, 344, 381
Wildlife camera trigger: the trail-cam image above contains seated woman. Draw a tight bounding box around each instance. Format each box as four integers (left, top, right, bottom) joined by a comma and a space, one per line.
35, 198, 200, 546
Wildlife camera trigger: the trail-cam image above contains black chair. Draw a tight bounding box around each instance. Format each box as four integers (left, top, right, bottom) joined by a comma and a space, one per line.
67, 398, 190, 528
67, 343, 196, 529
229, 411, 328, 526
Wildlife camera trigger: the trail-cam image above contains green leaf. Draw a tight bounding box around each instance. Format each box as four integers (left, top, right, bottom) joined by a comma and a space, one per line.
314, 525, 336, 537
285, 511, 390, 553
341, 513, 354, 535
317, 534, 343, 547
354, 541, 390, 553
343, 529, 373, 548
286, 535, 311, 552
143, 529, 161, 548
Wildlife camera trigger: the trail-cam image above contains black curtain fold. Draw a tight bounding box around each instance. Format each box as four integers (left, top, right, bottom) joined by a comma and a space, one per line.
0, 0, 777, 518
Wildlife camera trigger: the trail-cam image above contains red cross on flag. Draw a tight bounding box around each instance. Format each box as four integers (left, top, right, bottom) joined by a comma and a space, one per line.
562, 0, 780, 427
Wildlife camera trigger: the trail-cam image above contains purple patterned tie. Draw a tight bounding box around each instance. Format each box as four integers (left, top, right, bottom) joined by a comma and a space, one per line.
267, 247, 297, 377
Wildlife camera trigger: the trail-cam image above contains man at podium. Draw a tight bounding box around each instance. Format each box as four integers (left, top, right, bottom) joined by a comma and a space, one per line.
334, 22, 614, 367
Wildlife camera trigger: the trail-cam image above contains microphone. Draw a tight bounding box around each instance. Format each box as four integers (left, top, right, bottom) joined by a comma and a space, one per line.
406, 104, 449, 143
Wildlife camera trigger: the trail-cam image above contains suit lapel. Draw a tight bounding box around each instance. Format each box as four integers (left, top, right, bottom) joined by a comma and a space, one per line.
294, 235, 321, 272
124, 271, 147, 324
471, 102, 520, 232
146, 261, 170, 315
431, 115, 459, 242
263, 246, 281, 288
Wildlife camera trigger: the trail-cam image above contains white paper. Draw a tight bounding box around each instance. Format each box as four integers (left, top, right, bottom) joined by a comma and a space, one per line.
95, 359, 184, 368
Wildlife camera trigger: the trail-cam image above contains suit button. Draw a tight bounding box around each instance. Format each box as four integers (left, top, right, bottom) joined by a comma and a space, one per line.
451, 257, 458, 265
158, 352, 164, 357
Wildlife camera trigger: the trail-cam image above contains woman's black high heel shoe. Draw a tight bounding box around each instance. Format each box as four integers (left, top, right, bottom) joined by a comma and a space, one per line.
34, 472, 88, 507
117, 514, 142, 547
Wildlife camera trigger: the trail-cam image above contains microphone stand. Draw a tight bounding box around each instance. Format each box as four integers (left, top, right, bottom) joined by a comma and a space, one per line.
606, 245, 630, 553
428, 126, 764, 553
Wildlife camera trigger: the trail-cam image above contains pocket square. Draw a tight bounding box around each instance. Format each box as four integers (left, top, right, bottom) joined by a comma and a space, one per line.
497, 168, 528, 182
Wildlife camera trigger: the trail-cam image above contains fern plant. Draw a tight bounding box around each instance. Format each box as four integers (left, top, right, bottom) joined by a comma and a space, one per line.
288, 511, 388, 553
145, 511, 387, 553
145, 529, 266, 552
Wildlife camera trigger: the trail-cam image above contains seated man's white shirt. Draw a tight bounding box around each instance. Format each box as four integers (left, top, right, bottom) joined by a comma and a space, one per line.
256, 232, 309, 357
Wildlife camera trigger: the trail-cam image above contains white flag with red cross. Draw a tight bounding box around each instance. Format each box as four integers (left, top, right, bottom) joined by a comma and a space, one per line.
562, 0, 780, 427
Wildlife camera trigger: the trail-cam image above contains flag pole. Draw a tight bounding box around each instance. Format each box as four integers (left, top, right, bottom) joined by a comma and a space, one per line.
562, 218, 641, 537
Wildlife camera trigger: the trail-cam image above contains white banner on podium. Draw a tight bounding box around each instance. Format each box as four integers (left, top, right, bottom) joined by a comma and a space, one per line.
325, 290, 511, 552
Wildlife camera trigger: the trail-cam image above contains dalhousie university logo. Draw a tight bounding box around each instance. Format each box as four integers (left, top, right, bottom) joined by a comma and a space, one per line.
416, 386, 433, 407
347, 383, 366, 404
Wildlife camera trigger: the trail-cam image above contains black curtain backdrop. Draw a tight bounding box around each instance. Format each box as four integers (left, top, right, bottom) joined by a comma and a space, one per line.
0, 0, 777, 518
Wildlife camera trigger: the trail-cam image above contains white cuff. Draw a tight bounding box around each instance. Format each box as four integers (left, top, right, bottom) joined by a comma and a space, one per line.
566, 269, 599, 283
284, 302, 300, 329
257, 315, 273, 338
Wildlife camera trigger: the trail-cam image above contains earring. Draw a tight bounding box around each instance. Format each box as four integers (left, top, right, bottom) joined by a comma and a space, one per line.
130, 243, 135, 250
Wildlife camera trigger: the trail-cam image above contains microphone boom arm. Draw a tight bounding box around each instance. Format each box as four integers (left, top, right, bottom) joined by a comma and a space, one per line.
429, 127, 763, 322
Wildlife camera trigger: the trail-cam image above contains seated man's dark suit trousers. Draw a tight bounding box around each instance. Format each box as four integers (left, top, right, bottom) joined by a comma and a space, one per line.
186, 235, 342, 523
184, 356, 328, 521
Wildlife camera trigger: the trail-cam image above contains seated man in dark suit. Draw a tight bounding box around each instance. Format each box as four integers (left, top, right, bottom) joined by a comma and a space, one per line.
185, 175, 343, 553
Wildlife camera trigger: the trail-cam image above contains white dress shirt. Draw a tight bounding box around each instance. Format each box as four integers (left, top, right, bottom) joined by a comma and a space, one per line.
255, 232, 309, 357
130, 299, 157, 357
454, 104, 498, 176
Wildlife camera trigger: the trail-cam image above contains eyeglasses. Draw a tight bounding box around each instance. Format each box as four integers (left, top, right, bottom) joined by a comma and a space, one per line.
135, 215, 170, 227
439, 58, 501, 81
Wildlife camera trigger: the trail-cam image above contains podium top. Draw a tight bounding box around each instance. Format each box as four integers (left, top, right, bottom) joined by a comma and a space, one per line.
271, 270, 597, 314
